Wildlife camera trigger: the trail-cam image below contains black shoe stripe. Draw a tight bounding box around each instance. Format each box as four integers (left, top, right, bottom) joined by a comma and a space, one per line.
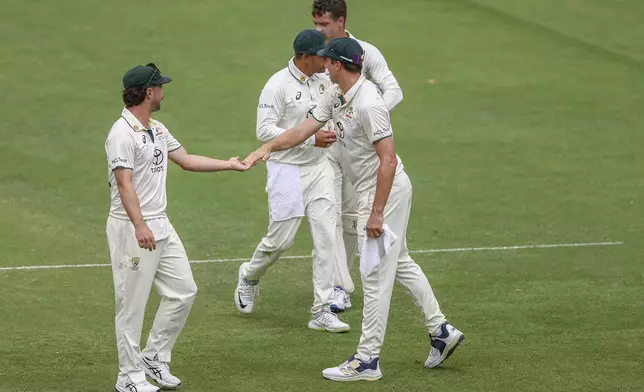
237, 291, 247, 308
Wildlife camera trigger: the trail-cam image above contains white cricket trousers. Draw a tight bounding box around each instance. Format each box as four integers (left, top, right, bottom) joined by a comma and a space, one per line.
106, 217, 197, 385
244, 159, 337, 315
355, 171, 446, 360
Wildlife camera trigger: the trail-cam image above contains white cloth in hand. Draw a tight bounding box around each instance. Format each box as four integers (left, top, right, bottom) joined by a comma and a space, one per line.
359, 224, 398, 277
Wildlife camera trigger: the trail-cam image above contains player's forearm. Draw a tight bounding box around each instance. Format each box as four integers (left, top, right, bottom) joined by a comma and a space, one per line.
179, 155, 235, 172
383, 89, 403, 111
116, 183, 146, 228
371, 155, 397, 215
257, 124, 287, 143
258, 124, 315, 146
380, 75, 403, 111
267, 118, 321, 153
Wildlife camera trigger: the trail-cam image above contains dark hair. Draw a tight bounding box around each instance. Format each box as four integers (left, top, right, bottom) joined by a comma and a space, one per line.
332, 59, 361, 74
312, 0, 347, 21
122, 87, 147, 107
344, 62, 362, 73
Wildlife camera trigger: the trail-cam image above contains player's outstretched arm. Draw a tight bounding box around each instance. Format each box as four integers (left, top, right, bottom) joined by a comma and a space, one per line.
243, 117, 324, 166
169, 147, 249, 172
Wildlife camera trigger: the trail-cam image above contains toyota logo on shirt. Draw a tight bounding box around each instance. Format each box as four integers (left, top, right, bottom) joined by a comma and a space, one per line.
152, 149, 164, 165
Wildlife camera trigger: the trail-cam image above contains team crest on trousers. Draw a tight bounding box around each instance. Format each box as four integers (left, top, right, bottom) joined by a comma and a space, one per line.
131, 256, 140, 270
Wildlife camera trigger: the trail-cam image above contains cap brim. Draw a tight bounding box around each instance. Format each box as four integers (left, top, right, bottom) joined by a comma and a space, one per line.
158, 76, 172, 85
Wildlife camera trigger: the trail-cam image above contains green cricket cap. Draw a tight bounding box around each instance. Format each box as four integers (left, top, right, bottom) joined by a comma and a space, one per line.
122, 63, 172, 89
293, 29, 327, 55
316, 37, 365, 66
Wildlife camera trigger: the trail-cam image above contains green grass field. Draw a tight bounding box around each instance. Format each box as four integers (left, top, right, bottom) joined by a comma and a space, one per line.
1, 1, 643, 391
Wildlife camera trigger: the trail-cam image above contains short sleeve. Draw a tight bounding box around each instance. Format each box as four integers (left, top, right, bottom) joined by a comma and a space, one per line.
360, 100, 393, 144
165, 129, 182, 152
106, 130, 135, 170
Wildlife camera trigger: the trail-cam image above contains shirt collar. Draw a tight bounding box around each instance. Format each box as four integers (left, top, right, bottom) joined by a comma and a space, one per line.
340, 74, 366, 106
346, 30, 357, 40
121, 107, 156, 132
288, 57, 310, 84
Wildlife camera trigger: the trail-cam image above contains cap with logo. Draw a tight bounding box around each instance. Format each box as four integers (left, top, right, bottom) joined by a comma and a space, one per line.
122, 63, 172, 89
316, 37, 365, 66
293, 29, 327, 55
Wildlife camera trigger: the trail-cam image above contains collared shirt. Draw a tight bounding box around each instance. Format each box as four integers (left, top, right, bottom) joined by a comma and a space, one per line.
347, 31, 403, 111
311, 75, 404, 193
256, 58, 332, 165
105, 108, 181, 236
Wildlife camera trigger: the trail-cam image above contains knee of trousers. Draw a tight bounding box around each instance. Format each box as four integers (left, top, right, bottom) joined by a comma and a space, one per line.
341, 214, 359, 235
173, 280, 198, 305
262, 235, 296, 254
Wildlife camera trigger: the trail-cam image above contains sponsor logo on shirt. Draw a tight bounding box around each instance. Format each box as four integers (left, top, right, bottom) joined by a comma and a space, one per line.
336, 121, 345, 139
150, 149, 164, 174
374, 128, 392, 138
111, 157, 128, 165
296, 92, 302, 100
258, 104, 274, 109
319, 84, 325, 94
345, 107, 354, 120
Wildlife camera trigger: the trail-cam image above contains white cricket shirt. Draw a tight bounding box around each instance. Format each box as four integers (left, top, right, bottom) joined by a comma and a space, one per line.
257, 58, 332, 166
347, 31, 403, 111
328, 32, 404, 164
311, 75, 404, 194
105, 108, 181, 239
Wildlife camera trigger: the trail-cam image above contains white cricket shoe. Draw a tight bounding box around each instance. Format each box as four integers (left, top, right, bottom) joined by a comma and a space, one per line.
425, 322, 464, 368
322, 355, 382, 382
141, 356, 182, 390
234, 262, 259, 314
115, 377, 160, 392
330, 287, 346, 313
330, 287, 352, 313
308, 311, 350, 333
343, 290, 352, 310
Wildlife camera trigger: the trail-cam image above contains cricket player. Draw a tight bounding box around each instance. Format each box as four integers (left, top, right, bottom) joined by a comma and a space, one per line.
311, 0, 404, 312
106, 63, 249, 392
233, 30, 350, 333
243, 38, 464, 381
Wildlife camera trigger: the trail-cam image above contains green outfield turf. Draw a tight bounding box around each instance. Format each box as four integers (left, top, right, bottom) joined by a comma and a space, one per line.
0, 1, 642, 391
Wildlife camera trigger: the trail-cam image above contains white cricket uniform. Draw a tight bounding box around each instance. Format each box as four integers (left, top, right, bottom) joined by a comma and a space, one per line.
329, 32, 404, 287
312, 75, 446, 359
105, 108, 197, 385
244, 58, 339, 315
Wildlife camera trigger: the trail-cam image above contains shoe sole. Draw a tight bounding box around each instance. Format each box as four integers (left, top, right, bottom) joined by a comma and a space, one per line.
308, 322, 351, 333
149, 380, 182, 390
115, 387, 160, 392
143, 368, 182, 390
151, 382, 182, 391
235, 263, 252, 314
425, 333, 465, 368
323, 372, 382, 382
